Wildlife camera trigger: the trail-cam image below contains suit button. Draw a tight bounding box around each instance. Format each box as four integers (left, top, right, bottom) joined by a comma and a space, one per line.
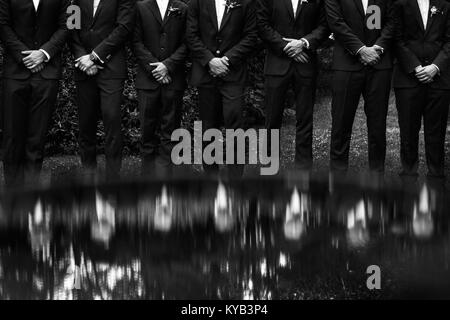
216, 50, 221, 55
161, 47, 165, 51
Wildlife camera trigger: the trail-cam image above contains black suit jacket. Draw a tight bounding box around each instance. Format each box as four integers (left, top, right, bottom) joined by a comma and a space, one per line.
0, 0, 69, 80
393, 0, 450, 89
325, 0, 394, 71
133, 0, 188, 90
71, 0, 135, 81
186, 0, 258, 86
256, 0, 329, 77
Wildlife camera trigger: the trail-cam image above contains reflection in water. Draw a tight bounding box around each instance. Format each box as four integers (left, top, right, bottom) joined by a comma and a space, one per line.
92, 191, 116, 247
214, 182, 234, 233
346, 199, 369, 248
284, 188, 308, 240
412, 185, 435, 239
154, 185, 173, 232
0, 177, 449, 299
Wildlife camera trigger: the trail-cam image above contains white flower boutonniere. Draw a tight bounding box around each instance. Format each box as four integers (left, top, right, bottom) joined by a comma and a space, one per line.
167, 5, 182, 17
430, 6, 443, 17
225, 0, 242, 14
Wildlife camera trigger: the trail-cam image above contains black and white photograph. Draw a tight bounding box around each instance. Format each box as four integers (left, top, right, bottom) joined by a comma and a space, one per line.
0, 0, 449, 307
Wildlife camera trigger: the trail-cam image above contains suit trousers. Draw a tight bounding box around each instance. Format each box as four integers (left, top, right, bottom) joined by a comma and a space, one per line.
198, 81, 245, 178
330, 68, 392, 173
137, 86, 183, 177
264, 66, 316, 169
2, 74, 58, 187
395, 85, 450, 178
76, 77, 124, 178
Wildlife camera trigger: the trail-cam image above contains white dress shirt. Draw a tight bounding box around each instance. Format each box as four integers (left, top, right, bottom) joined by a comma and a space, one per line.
156, 0, 169, 19
361, 0, 369, 14
93, 0, 101, 16
292, 0, 299, 17
215, 0, 226, 28
33, 0, 40, 11
417, 0, 430, 29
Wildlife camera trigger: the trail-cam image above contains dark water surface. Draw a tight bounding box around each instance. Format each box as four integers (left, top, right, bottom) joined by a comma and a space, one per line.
0, 174, 449, 300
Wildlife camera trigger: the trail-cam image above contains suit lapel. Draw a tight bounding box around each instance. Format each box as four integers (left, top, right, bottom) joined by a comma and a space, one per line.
411, 0, 426, 33
35, 0, 42, 15
425, 0, 438, 35
208, 0, 219, 31
284, 0, 295, 21
92, 0, 105, 26
148, 0, 163, 25
162, 0, 175, 26
295, 0, 304, 20
220, 2, 233, 30
353, 0, 365, 18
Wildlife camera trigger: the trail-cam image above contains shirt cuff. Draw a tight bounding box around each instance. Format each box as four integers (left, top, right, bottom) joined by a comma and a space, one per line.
300, 38, 310, 49
356, 46, 365, 56
431, 64, 440, 74
92, 51, 104, 64
39, 49, 50, 62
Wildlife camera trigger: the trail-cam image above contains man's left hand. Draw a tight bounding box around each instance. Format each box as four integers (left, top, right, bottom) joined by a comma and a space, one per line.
30, 63, 44, 74
283, 38, 305, 58
22, 50, 46, 69
150, 62, 169, 82
75, 55, 94, 72
415, 65, 439, 83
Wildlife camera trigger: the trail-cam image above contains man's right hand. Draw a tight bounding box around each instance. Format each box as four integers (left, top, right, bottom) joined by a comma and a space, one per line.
86, 65, 104, 76
158, 74, 172, 85
293, 51, 309, 64
30, 63, 44, 74
75, 55, 95, 72
209, 58, 229, 77
358, 46, 381, 66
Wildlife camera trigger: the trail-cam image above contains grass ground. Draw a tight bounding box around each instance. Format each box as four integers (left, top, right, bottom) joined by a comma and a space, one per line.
1, 93, 449, 186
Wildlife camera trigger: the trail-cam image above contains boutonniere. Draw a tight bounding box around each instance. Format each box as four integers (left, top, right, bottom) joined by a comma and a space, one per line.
225, 0, 242, 14
167, 5, 181, 17
430, 6, 443, 17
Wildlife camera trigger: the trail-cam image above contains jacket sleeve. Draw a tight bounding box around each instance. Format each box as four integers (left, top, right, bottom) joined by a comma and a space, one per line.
163, 6, 189, 74
93, 0, 135, 62
374, 0, 395, 51
393, 0, 422, 73
39, 0, 70, 59
0, 0, 30, 64
132, 5, 158, 74
432, 5, 450, 71
186, 0, 215, 67
302, 0, 330, 51
324, 0, 365, 55
224, 1, 258, 67
70, 0, 88, 59
256, 0, 288, 55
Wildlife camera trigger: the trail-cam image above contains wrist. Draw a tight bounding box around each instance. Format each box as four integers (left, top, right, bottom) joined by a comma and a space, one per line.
300, 38, 309, 49
356, 46, 366, 56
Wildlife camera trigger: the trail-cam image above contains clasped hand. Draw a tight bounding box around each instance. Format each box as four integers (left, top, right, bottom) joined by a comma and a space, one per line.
283, 38, 309, 63
22, 50, 46, 73
358, 45, 383, 66
150, 62, 171, 84
415, 65, 438, 83
75, 54, 104, 76
209, 57, 230, 78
